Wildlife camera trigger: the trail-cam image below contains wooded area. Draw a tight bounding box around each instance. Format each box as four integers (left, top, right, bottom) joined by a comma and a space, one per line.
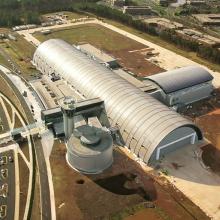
0, 0, 219, 64
0, 0, 96, 26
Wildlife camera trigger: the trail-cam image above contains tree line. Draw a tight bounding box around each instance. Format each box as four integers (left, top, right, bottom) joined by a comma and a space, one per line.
0, 0, 96, 26
0, 0, 219, 64
159, 29, 220, 64
73, 3, 220, 64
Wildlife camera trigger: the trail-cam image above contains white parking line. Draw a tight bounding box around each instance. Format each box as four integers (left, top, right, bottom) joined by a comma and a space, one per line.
17, 148, 30, 169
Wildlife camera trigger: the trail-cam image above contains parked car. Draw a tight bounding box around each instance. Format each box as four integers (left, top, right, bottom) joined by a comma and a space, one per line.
8, 156, 13, 163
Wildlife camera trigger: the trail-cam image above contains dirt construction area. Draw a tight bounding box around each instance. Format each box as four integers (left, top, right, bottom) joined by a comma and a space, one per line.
179, 88, 220, 173
50, 140, 209, 220
160, 144, 220, 220
160, 88, 220, 220
33, 24, 164, 77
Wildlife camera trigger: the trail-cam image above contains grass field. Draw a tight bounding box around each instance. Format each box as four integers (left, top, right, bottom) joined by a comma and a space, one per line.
0, 53, 9, 67
34, 24, 141, 52
7, 35, 35, 59
33, 24, 163, 76
34, 19, 220, 73
0, 35, 37, 79
0, 44, 10, 68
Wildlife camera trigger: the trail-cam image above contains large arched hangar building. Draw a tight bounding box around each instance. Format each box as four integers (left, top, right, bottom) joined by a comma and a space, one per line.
33, 39, 203, 164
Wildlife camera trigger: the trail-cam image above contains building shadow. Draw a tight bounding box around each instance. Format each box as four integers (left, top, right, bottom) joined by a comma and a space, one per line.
87, 148, 157, 201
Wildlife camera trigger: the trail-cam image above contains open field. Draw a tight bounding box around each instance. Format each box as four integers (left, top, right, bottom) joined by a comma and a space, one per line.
33, 24, 140, 51
179, 89, 220, 151
7, 35, 35, 59
0, 51, 10, 68
0, 35, 37, 80
160, 144, 220, 220
50, 140, 208, 220
33, 24, 163, 76
179, 89, 220, 176
0, 70, 34, 123
103, 19, 220, 73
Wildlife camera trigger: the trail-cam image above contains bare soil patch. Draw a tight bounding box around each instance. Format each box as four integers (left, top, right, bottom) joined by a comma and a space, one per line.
50, 140, 209, 220
201, 144, 220, 174
111, 48, 164, 77
179, 89, 220, 175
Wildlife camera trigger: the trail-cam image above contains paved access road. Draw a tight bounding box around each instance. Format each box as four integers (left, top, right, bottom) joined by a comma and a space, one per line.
33, 138, 51, 220
0, 68, 52, 220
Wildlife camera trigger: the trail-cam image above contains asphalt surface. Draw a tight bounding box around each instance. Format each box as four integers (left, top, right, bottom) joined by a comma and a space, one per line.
0, 150, 15, 220
33, 138, 51, 220
0, 63, 51, 219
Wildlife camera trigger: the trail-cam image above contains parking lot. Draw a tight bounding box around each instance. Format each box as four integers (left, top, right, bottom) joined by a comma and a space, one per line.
0, 150, 15, 219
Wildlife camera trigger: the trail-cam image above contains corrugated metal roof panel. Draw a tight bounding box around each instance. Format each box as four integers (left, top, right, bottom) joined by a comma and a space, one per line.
33, 39, 202, 164
146, 66, 213, 94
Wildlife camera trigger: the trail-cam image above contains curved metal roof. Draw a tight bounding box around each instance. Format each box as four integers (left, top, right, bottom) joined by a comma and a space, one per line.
33, 39, 202, 163
146, 66, 213, 94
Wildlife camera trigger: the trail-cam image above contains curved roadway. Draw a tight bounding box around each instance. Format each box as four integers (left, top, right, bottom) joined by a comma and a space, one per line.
0, 68, 51, 219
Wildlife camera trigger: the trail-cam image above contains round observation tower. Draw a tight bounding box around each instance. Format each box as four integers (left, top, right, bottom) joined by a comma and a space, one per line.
60, 97, 76, 139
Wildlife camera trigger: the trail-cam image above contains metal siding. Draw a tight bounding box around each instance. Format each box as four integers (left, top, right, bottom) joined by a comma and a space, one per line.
149, 127, 196, 162
143, 120, 192, 163
147, 66, 213, 94
119, 99, 159, 131
170, 83, 213, 105
34, 39, 202, 164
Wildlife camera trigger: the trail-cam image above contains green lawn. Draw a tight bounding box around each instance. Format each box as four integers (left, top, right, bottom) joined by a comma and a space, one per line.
0, 35, 37, 79
7, 35, 35, 59
0, 52, 10, 68
33, 24, 142, 52
63, 11, 88, 20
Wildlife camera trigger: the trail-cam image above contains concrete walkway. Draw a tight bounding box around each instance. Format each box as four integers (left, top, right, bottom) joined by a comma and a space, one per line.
161, 145, 220, 220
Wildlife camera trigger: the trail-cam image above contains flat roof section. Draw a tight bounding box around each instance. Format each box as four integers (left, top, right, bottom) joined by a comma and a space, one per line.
176, 29, 220, 47
79, 43, 116, 64
144, 17, 184, 30
113, 69, 157, 92
193, 14, 220, 25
